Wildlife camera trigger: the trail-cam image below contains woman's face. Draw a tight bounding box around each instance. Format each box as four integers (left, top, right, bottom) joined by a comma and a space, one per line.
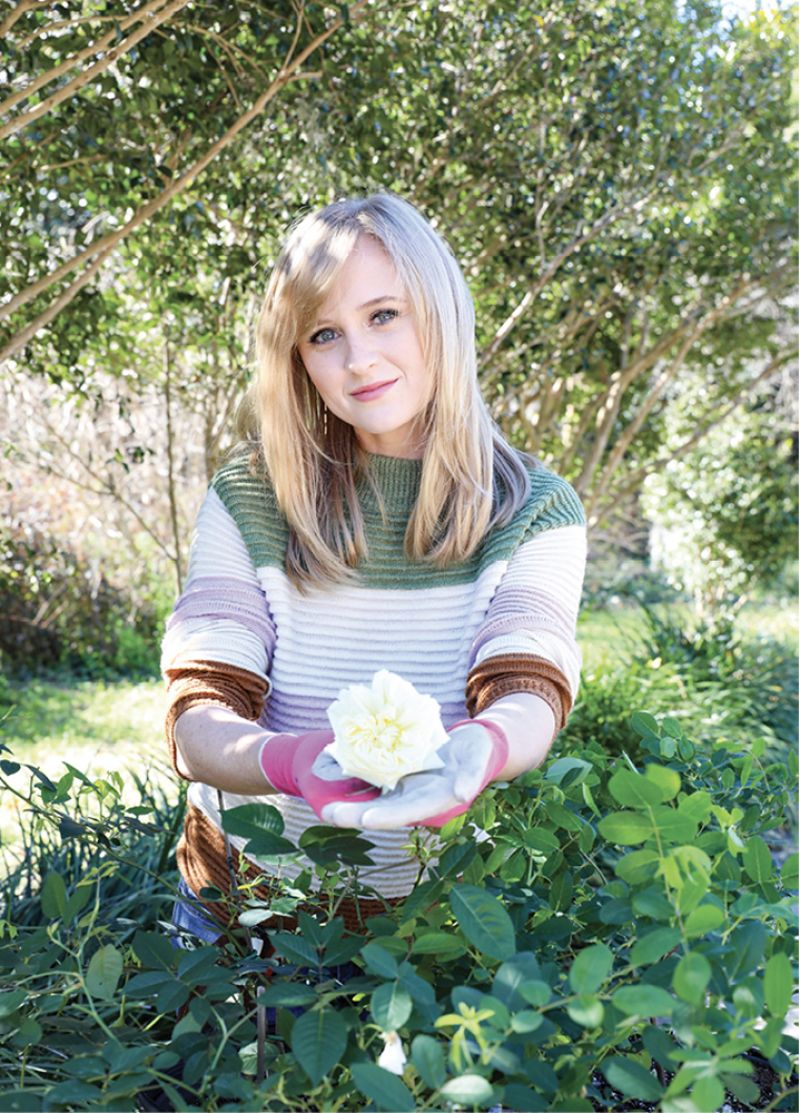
296, 235, 431, 459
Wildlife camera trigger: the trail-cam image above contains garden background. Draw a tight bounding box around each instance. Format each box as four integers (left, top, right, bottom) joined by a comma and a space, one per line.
0, 1, 798, 1110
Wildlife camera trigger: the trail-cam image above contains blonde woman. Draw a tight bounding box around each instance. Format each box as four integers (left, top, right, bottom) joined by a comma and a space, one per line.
161, 192, 587, 945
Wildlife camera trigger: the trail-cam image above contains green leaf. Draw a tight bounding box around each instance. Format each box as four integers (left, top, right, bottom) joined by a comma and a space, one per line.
2, 1093, 42, 1112
678, 791, 712, 825
650, 806, 698, 844
361, 941, 399, 978
602, 1057, 662, 1102
742, 836, 773, 885
614, 848, 660, 884
290, 1008, 347, 1085
545, 757, 593, 786
41, 871, 67, 919
48, 1082, 104, 1104
643, 764, 681, 801
132, 930, 178, 971
519, 980, 551, 1007
411, 1034, 445, 1090
566, 996, 604, 1028
630, 926, 681, 967
780, 852, 798, 889
612, 985, 675, 1016
597, 812, 651, 845
673, 952, 711, 1005
371, 982, 412, 1030
630, 711, 660, 738
440, 1074, 494, 1105
609, 769, 667, 808
268, 932, 320, 967
257, 983, 318, 1008
727, 921, 768, 980
504, 1082, 548, 1112
0, 990, 26, 1018
410, 931, 465, 959
221, 801, 284, 835
691, 1074, 724, 1112
492, 953, 543, 1010
684, 903, 725, 937
220, 804, 296, 856
86, 945, 123, 1002
569, 943, 613, 994
351, 1064, 415, 1112
450, 884, 515, 961
764, 952, 793, 1018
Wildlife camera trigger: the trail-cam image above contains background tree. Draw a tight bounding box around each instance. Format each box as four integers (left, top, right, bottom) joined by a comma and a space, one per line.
1, 0, 795, 666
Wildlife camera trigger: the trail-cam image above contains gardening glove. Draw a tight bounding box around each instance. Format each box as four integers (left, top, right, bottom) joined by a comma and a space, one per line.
259, 729, 381, 819
320, 718, 509, 830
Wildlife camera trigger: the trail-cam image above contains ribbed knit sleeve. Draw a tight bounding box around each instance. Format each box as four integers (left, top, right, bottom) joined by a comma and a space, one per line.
161, 485, 277, 778
466, 473, 586, 731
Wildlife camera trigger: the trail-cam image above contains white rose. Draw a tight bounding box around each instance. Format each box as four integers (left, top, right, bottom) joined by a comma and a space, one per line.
324, 669, 447, 791
377, 1031, 407, 1075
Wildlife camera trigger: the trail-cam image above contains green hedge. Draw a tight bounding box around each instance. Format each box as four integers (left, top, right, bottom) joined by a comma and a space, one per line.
0, 704, 796, 1111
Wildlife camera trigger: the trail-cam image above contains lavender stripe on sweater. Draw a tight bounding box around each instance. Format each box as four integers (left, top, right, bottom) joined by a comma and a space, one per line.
167, 577, 277, 652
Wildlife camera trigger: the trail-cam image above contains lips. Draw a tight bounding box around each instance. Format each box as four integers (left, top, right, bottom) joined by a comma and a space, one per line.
350, 378, 399, 400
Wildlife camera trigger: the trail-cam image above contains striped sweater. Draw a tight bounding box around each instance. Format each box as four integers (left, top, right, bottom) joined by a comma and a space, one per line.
161, 450, 586, 920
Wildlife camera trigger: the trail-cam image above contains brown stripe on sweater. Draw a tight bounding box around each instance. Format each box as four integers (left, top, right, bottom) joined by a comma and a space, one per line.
164, 659, 269, 781
466, 652, 572, 733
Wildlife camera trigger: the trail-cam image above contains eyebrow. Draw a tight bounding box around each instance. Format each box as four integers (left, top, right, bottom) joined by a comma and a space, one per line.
312, 295, 406, 327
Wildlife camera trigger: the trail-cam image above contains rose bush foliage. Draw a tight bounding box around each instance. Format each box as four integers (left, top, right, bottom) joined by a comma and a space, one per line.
1, 704, 796, 1112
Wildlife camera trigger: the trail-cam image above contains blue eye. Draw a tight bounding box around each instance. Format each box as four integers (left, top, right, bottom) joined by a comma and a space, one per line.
308, 308, 398, 345
309, 327, 337, 345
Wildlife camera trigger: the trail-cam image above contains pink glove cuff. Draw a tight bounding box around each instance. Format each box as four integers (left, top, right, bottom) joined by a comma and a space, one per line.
258, 730, 382, 818
421, 717, 509, 829
258, 733, 300, 796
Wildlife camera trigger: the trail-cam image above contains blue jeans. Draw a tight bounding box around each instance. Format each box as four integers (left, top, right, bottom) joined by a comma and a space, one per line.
170, 876, 227, 948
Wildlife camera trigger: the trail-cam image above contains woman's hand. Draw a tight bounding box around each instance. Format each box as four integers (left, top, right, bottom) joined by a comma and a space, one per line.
318, 719, 509, 830
260, 730, 381, 818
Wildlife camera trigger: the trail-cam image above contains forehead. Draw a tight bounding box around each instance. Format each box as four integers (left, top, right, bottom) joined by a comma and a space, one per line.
314, 235, 402, 313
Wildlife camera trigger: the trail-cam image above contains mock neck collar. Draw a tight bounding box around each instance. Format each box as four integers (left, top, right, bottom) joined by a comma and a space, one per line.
358, 452, 423, 515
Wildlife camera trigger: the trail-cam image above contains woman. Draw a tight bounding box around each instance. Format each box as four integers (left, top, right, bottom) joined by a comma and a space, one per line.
161, 192, 586, 947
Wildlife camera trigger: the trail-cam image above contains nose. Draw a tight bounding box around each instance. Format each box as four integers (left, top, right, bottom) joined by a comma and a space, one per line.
344, 335, 378, 374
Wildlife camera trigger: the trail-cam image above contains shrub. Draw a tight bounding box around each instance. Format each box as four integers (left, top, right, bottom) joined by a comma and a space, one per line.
0, 707, 796, 1112
566, 603, 798, 772
0, 527, 167, 679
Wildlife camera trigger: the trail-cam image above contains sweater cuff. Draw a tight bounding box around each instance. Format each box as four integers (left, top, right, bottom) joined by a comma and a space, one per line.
164, 660, 270, 781
466, 653, 572, 733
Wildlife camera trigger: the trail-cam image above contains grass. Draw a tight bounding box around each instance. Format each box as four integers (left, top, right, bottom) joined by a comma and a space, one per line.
0, 676, 173, 859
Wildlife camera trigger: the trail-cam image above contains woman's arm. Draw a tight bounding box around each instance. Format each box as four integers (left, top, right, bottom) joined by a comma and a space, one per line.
480, 690, 556, 780
173, 703, 272, 794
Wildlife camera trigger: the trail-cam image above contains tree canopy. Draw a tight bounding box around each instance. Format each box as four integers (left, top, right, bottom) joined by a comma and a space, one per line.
1, 0, 796, 587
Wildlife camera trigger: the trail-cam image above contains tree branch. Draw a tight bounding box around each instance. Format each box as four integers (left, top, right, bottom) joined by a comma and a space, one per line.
0, 0, 176, 125
0, 0, 190, 141
593, 350, 795, 523
0, 0, 374, 360
478, 189, 656, 370
0, 0, 41, 40
0, 242, 117, 366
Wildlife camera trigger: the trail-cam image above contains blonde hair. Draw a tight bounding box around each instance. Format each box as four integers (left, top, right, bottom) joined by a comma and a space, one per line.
239, 192, 534, 591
